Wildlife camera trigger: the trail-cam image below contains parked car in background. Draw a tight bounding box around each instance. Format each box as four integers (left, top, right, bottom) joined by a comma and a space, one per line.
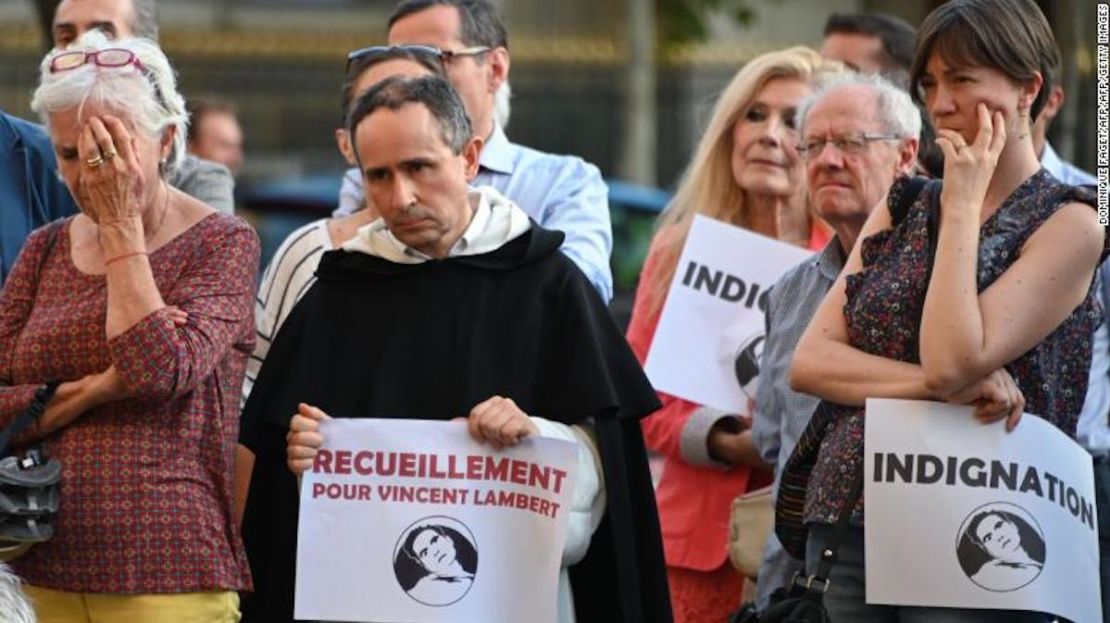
237, 175, 670, 329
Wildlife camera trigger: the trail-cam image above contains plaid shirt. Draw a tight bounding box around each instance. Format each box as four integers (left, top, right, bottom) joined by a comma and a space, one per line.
751, 239, 845, 471
0, 214, 256, 594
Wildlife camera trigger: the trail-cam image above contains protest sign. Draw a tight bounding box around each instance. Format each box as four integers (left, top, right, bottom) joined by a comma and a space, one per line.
864, 398, 1101, 623
644, 214, 812, 413
295, 419, 578, 623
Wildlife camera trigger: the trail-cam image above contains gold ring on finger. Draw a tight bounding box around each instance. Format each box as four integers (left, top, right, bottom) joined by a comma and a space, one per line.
102, 149, 117, 160
86, 154, 104, 168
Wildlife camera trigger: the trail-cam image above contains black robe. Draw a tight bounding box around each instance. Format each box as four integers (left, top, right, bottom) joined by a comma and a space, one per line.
239, 224, 672, 623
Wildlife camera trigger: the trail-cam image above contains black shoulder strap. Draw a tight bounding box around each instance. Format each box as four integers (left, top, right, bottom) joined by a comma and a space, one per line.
0, 382, 59, 456
0, 221, 66, 453
801, 468, 863, 594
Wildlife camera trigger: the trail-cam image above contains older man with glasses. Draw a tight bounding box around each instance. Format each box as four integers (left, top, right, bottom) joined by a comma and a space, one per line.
749, 71, 919, 611
334, 0, 614, 301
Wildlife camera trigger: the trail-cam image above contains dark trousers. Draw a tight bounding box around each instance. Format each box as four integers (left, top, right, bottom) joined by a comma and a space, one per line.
805, 525, 1053, 623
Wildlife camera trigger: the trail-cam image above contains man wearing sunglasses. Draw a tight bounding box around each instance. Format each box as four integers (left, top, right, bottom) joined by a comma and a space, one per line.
336, 0, 614, 302
50, 0, 236, 215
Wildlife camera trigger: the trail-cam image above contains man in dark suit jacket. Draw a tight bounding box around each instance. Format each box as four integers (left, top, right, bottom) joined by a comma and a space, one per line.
0, 110, 77, 284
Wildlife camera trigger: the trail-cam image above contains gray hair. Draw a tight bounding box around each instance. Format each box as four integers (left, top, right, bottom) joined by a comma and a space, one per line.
31, 30, 188, 174
130, 0, 160, 41
0, 564, 35, 623
347, 75, 473, 157
797, 71, 921, 141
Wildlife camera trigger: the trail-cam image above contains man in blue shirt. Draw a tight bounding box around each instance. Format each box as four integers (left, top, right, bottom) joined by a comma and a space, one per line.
1034, 79, 1110, 620
334, 0, 613, 301
0, 110, 77, 284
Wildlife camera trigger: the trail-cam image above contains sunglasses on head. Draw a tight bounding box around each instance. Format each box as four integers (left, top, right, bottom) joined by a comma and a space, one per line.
345, 44, 491, 71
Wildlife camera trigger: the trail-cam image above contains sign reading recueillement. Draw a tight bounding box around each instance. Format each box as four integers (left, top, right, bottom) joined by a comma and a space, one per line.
864, 398, 1101, 623
295, 419, 578, 623
644, 214, 812, 414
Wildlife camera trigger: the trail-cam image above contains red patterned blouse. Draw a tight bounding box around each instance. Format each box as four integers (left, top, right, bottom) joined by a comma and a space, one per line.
0, 213, 257, 594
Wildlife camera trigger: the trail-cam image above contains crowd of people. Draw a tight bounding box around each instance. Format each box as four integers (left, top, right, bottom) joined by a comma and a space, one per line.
0, 0, 1106, 622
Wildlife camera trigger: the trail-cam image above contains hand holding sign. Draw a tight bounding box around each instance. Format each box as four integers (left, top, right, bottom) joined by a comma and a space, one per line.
467, 396, 540, 450
941, 368, 1025, 432
287, 403, 331, 476
289, 398, 542, 475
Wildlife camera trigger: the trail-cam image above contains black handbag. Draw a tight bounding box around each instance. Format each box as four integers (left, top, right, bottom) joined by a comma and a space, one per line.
0, 382, 62, 561
728, 471, 861, 623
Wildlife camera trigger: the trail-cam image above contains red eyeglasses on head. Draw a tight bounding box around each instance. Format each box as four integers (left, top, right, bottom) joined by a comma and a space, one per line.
49, 48, 144, 74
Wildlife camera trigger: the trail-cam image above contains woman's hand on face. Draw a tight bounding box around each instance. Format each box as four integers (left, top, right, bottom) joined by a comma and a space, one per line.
76, 115, 145, 228
287, 403, 330, 476
944, 367, 1025, 432
466, 396, 539, 450
934, 104, 1007, 217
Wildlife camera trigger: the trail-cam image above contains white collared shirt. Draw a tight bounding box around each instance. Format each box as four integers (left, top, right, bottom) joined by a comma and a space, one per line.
342, 185, 530, 262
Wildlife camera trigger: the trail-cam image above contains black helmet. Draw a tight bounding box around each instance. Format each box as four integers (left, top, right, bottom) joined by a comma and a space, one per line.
0, 382, 61, 562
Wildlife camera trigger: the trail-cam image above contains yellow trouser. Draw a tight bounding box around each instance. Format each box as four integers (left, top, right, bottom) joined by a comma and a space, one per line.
25, 586, 241, 623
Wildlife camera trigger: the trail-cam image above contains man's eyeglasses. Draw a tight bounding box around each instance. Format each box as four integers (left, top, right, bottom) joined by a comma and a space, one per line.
797, 132, 901, 160
49, 48, 144, 74
346, 44, 491, 71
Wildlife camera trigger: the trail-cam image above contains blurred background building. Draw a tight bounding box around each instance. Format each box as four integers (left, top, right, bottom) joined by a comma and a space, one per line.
0, 0, 1098, 317
2, 0, 1096, 186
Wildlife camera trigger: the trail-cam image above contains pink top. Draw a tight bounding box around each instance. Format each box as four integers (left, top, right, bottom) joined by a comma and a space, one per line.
1, 214, 257, 594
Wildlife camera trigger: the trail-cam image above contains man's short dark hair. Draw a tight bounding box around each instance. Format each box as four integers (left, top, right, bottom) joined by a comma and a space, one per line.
186, 97, 238, 143
388, 0, 508, 50
824, 12, 916, 74
347, 76, 473, 163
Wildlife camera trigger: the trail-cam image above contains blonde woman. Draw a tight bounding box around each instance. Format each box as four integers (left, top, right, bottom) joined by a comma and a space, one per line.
624, 46, 843, 622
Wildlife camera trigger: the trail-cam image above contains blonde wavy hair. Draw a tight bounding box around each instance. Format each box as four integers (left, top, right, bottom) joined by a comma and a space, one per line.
645, 46, 845, 315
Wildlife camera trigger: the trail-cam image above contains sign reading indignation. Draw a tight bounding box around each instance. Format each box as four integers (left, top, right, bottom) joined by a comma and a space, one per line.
864, 399, 1101, 623
295, 419, 578, 623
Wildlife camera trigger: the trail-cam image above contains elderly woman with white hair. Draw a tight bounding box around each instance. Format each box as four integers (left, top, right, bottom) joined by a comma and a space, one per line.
0, 31, 256, 621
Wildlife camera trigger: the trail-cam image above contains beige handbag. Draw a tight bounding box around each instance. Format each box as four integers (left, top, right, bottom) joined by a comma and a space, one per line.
728, 484, 774, 579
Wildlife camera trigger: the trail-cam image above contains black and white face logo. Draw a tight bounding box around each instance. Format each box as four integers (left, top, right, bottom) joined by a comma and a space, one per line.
956, 502, 1046, 592
393, 516, 479, 606
733, 332, 764, 400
